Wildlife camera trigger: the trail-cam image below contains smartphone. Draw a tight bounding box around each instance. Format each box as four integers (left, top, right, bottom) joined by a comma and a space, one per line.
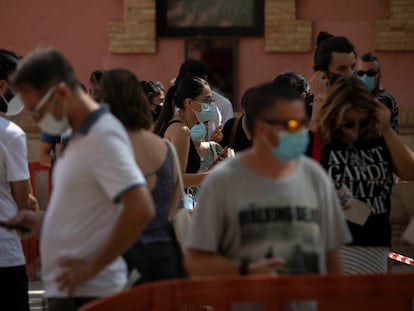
0, 220, 31, 233
217, 148, 228, 158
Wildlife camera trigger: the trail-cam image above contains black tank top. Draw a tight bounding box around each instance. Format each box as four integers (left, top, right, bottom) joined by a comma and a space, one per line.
166, 120, 200, 173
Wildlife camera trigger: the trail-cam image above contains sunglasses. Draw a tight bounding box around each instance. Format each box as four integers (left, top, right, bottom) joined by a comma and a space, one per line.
355, 70, 379, 77
342, 119, 372, 129
260, 118, 307, 133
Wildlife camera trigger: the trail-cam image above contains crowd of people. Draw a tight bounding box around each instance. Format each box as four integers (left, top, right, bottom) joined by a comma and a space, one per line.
0, 30, 413, 311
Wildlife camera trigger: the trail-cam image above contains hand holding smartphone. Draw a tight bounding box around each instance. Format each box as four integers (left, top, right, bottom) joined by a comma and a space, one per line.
208, 147, 229, 170
0, 220, 31, 233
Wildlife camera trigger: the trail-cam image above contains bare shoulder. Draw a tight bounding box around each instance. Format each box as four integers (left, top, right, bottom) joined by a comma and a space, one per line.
129, 131, 169, 175
144, 131, 168, 150
164, 120, 190, 142
165, 120, 189, 134
128, 130, 167, 154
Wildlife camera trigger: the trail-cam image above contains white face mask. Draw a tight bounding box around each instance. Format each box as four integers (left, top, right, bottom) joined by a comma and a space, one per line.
1, 93, 24, 116
32, 85, 70, 135
38, 111, 69, 135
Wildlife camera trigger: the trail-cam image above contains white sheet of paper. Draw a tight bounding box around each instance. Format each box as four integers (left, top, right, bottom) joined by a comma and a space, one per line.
403, 217, 414, 245
215, 106, 222, 128
125, 268, 141, 288
343, 199, 371, 226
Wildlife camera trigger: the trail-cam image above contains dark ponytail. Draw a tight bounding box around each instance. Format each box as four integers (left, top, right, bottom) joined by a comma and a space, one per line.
154, 84, 177, 136
313, 31, 355, 72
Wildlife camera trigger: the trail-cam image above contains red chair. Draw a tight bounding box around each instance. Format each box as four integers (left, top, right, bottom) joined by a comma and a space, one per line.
79, 274, 414, 311
21, 162, 51, 281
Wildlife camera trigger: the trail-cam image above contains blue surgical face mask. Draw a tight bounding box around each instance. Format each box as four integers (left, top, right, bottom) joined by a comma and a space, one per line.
272, 129, 310, 162
190, 123, 207, 142
193, 103, 214, 123
357, 74, 375, 91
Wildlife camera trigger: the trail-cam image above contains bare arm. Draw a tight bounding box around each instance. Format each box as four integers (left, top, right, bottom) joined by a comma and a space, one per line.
10, 179, 31, 211
375, 99, 414, 180
326, 250, 343, 274
183, 171, 209, 188
186, 249, 285, 277
39, 142, 53, 167
308, 71, 329, 132
165, 123, 190, 173
55, 142, 64, 159
382, 129, 414, 180
168, 143, 182, 214
166, 123, 209, 187
8, 210, 44, 238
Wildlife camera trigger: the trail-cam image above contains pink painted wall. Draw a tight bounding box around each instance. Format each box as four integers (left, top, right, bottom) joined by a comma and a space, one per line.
0, 0, 184, 94
1, 0, 412, 111
238, 0, 413, 111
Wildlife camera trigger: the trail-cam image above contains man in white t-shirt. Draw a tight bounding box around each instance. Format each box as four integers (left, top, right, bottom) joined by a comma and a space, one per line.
9, 48, 155, 311
0, 49, 34, 311
186, 81, 351, 310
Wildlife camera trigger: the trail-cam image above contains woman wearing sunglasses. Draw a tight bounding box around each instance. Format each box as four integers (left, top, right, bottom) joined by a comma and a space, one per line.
318, 76, 414, 274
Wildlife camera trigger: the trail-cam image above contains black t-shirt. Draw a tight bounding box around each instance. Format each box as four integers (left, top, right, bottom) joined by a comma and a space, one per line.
320, 137, 394, 246
220, 117, 252, 152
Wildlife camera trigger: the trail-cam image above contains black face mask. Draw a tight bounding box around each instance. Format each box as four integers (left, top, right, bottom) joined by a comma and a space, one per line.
152, 105, 162, 121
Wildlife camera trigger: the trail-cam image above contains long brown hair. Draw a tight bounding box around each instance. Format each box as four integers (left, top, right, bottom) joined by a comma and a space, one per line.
100, 69, 152, 131
318, 76, 379, 145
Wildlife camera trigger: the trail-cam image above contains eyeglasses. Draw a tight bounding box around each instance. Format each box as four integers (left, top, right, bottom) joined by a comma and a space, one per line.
342, 119, 372, 129
29, 86, 56, 114
260, 118, 307, 133
193, 96, 215, 110
356, 70, 379, 77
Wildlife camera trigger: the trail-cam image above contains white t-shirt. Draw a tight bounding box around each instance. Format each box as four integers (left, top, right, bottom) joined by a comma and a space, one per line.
41, 110, 146, 298
0, 117, 29, 267
207, 90, 233, 140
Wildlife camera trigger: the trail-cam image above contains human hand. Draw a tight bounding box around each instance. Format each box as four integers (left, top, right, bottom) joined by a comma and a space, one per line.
373, 99, 392, 134
57, 258, 96, 296
28, 193, 39, 211
210, 125, 223, 143
208, 147, 228, 170
309, 71, 329, 108
7, 210, 43, 239
248, 257, 286, 275
337, 185, 352, 210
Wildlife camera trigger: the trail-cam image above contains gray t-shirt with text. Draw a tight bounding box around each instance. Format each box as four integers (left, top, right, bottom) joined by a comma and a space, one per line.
188, 156, 351, 310
188, 156, 351, 274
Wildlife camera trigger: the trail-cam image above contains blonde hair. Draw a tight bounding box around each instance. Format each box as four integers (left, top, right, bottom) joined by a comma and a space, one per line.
317, 76, 379, 145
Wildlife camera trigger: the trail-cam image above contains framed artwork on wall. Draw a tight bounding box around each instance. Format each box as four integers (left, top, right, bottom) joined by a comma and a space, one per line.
156, 0, 264, 37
